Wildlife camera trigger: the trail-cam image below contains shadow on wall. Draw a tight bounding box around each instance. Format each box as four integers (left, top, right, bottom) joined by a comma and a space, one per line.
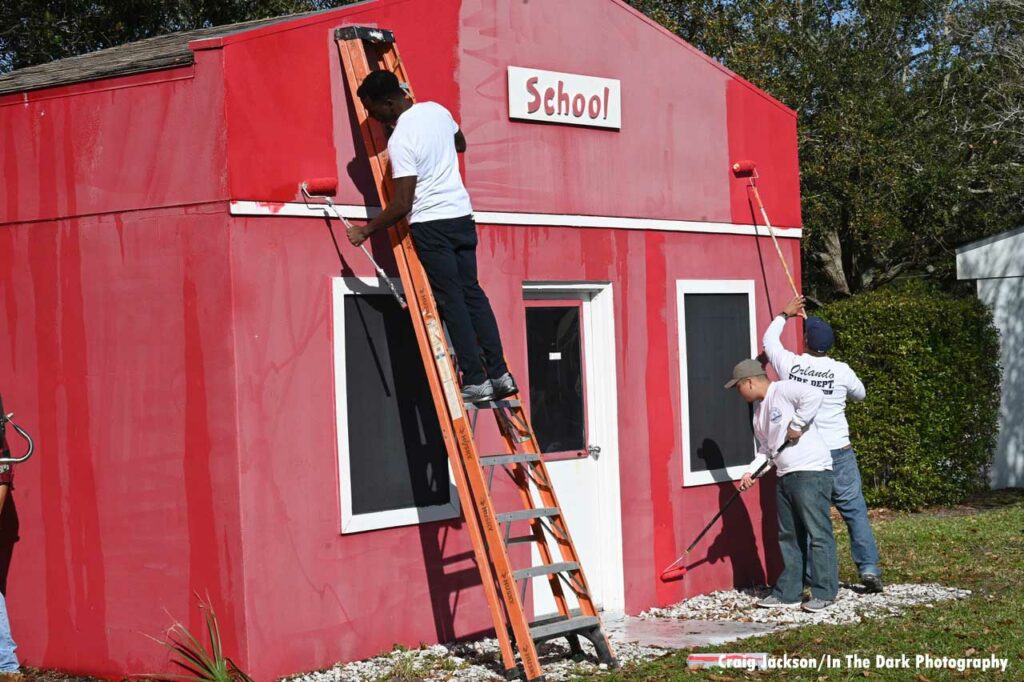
696, 438, 767, 588
982, 274, 1024, 489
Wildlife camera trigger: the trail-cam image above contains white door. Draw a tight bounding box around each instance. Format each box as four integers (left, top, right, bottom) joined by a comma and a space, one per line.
522, 282, 624, 617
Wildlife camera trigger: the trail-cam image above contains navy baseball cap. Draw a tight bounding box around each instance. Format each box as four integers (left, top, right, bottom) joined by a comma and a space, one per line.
805, 316, 835, 353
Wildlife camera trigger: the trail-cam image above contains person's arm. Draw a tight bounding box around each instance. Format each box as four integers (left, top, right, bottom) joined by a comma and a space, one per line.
762, 296, 803, 378
846, 364, 867, 402
348, 131, 418, 246
779, 380, 824, 442
348, 175, 416, 246
454, 129, 466, 153
0, 464, 11, 516
740, 455, 771, 490
740, 436, 773, 490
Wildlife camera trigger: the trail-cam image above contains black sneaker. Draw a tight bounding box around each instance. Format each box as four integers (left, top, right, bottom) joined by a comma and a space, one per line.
861, 573, 884, 593
491, 372, 518, 399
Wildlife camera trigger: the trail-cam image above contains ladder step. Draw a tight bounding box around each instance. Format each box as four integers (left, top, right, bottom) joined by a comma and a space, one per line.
464, 399, 522, 410
505, 535, 537, 545
529, 615, 602, 643
513, 561, 579, 581
480, 453, 541, 467
495, 507, 560, 524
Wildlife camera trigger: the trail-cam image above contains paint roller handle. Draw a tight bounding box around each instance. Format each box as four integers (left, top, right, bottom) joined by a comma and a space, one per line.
361, 243, 408, 310
0, 414, 35, 465
300, 178, 408, 307
658, 460, 769, 580
683, 458, 772, 553
657, 442, 793, 580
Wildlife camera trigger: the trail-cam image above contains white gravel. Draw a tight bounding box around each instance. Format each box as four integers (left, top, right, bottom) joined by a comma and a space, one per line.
643, 582, 972, 627
284, 583, 971, 681
284, 637, 664, 682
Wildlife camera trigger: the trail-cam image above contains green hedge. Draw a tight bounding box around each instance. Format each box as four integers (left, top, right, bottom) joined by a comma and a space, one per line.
821, 282, 1001, 510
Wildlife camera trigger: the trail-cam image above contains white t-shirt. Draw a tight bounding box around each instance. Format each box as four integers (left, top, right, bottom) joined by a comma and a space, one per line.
763, 316, 866, 449
387, 102, 473, 224
746, 380, 833, 478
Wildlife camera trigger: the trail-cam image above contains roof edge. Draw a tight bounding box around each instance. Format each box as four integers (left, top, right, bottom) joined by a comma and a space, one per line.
189, 0, 412, 51
955, 225, 1024, 255
608, 0, 797, 119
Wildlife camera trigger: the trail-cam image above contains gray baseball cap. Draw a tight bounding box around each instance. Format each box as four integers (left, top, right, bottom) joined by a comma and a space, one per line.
724, 358, 767, 388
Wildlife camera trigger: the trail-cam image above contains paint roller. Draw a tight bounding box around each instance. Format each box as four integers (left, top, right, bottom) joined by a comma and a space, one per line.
731, 160, 803, 313
301, 177, 407, 310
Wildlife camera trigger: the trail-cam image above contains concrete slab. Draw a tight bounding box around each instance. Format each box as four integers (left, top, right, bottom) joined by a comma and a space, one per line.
603, 614, 780, 650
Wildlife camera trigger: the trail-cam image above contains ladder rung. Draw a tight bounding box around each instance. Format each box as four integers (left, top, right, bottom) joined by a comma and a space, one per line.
512, 561, 579, 581
495, 508, 560, 524
480, 453, 541, 467
529, 615, 601, 643
464, 399, 521, 410
505, 535, 537, 545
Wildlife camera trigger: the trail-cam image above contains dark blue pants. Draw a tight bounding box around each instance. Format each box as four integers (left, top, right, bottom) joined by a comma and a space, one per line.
411, 215, 508, 386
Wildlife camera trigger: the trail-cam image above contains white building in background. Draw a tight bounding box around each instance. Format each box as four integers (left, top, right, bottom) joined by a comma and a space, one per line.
957, 226, 1024, 489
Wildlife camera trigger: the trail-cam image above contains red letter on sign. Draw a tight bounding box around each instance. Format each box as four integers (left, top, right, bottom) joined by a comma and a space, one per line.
544, 87, 555, 115
557, 81, 570, 115
572, 93, 586, 117
588, 94, 601, 119
526, 77, 541, 113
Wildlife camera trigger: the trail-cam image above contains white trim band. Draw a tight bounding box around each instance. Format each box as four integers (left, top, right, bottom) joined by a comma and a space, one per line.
229, 201, 803, 238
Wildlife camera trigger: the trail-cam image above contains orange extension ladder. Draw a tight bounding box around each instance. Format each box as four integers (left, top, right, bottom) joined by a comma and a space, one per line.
334, 26, 617, 682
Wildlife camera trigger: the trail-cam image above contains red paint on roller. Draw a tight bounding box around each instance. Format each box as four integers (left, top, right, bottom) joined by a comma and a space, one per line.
659, 566, 688, 582
731, 160, 756, 177
303, 177, 338, 196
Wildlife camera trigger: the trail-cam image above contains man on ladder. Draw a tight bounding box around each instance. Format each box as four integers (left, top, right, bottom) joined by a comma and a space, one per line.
347, 70, 517, 404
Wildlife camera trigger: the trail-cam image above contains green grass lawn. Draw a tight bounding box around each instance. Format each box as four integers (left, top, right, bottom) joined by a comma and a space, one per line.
592, 490, 1024, 681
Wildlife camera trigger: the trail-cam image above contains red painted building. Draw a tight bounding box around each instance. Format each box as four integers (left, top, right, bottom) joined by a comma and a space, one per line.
0, 0, 804, 677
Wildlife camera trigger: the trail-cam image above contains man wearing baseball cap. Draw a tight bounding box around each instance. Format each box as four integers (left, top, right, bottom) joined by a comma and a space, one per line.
763, 296, 882, 593
727, 358, 839, 612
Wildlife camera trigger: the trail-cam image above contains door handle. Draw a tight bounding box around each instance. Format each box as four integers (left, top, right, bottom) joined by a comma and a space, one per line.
587, 445, 601, 461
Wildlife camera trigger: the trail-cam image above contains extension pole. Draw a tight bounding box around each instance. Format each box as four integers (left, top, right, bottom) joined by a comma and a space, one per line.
731, 161, 801, 301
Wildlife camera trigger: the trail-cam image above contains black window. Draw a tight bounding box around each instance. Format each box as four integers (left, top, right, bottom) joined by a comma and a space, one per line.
344, 294, 449, 514
683, 293, 755, 474
525, 305, 586, 454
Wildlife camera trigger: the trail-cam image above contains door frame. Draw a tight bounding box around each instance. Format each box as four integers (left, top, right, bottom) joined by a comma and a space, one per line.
522, 281, 625, 614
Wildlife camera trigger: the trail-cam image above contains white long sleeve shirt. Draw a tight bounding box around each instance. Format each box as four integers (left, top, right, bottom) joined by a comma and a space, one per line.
762, 316, 866, 449
746, 380, 833, 477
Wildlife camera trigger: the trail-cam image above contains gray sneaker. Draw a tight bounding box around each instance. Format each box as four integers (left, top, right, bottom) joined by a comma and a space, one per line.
491, 372, 518, 399
801, 598, 834, 613
461, 380, 495, 403
755, 595, 800, 608
861, 573, 884, 593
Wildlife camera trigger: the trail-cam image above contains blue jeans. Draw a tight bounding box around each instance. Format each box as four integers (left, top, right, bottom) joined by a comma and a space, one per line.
832, 446, 881, 576
0, 591, 18, 672
774, 470, 838, 603
803, 446, 882, 582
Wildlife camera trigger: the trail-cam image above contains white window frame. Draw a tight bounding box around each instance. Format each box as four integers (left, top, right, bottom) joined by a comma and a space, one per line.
676, 279, 758, 487
332, 277, 460, 534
